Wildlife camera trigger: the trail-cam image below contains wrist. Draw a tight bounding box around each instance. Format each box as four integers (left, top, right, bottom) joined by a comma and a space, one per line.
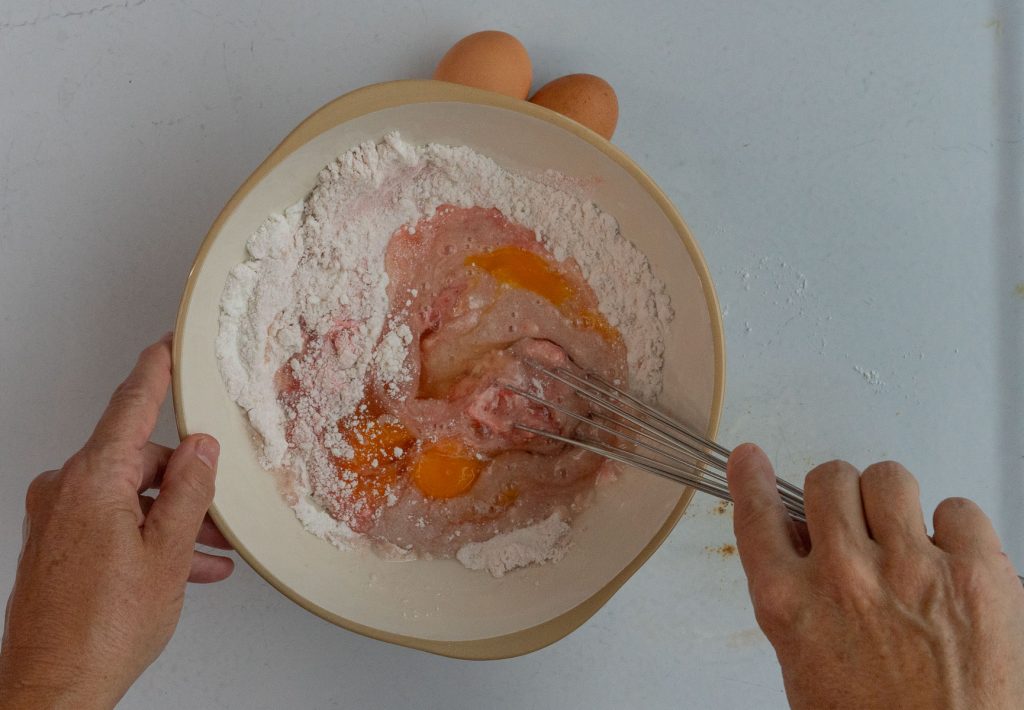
0, 651, 115, 710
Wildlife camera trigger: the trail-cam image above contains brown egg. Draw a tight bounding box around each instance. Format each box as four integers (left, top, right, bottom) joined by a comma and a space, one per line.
529, 74, 618, 140
433, 31, 532, 100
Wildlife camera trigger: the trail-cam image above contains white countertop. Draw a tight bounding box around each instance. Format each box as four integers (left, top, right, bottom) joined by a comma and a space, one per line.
2, 1, 1020, 708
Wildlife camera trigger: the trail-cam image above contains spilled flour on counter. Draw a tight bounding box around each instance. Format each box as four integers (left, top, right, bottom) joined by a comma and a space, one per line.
216, 132, 673, 576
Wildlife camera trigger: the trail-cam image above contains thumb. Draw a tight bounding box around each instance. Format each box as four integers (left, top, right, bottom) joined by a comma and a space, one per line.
143, 434, 219, 562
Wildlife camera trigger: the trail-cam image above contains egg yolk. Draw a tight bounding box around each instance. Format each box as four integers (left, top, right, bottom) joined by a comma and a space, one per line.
466, 246, 573, 304
411, 439, 485, 499
342, 418, 414, 470
331, 417, 416, 523
465, 246, 620, 342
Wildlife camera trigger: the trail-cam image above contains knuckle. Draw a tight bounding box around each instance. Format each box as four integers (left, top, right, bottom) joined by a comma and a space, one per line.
873, 459, 906, 472
110, 380, 147, 409
750, 575, 801, 632
813, 554, 883, 611
179, 468, 215, 503
815, 551, 874, 587
804, 460, 855, 490
862, 462, 921, 517
861, 460, 913, 487
24, 472, 56, 512
63, 449, 91, 475
880, 548, 936, 594
60, 447, 137, 502
65, 446, 119, 484
733, 499, 778, 536
947, 557, 995, 605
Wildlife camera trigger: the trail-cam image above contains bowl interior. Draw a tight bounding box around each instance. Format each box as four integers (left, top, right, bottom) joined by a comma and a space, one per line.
175, 82, 722, 657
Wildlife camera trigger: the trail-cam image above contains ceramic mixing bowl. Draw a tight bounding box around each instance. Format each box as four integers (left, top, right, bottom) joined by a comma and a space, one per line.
173, 79, 724, 659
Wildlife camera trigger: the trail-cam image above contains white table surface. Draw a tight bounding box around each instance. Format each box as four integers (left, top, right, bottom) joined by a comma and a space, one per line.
2, 1, 1021, 708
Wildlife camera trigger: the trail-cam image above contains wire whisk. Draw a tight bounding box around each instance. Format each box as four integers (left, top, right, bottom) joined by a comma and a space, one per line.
509, 365, 795, 525
509, 363, 1024, 587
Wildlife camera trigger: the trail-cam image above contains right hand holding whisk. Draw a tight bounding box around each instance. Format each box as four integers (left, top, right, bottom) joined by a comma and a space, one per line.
726, 444, 1024, 710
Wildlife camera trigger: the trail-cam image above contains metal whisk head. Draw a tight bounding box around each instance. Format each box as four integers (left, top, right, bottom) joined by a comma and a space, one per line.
508, 363, 807, 523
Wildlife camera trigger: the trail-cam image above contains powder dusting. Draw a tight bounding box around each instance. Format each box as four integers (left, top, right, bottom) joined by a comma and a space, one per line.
455, 511, 572, 577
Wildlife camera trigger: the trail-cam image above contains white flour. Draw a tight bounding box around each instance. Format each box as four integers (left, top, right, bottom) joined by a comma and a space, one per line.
216, 132, 673, 575
455, 511, 571, 577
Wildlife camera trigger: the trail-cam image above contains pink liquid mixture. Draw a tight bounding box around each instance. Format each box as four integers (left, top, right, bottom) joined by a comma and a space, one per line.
280, 205, 627, 556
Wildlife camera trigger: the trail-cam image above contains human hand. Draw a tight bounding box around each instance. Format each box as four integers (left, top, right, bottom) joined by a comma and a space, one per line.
0, 334, 233, 710
726, 444, 1024, 710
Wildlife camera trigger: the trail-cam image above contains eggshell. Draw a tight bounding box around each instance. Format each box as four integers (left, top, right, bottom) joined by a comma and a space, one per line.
529, 74, 618, 140
433, 31, 532, 100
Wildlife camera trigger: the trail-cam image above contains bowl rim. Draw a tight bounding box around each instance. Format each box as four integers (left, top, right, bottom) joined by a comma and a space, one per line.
172, 78, 726, 660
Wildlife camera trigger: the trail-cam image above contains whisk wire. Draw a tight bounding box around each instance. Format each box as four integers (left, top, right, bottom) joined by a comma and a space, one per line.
604, 375, 805, 499
514, 423, 737, 502
513, 363, 808, 524
511, 385, 741, 499
510, 384, 805, 513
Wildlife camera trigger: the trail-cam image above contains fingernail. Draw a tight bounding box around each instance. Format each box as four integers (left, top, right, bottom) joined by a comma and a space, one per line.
196, 436, 220, 469
160, 330, 174, 344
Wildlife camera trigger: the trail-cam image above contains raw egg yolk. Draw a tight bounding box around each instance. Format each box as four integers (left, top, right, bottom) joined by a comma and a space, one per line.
465, 246, 620, 342
332, 417, 416, 517
412, 439, 485, 499
341, 418, 414, 470
466, 246, 574, 304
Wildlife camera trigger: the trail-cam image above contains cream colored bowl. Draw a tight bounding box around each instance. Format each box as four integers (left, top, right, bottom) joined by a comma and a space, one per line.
173, 80, 724, 659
